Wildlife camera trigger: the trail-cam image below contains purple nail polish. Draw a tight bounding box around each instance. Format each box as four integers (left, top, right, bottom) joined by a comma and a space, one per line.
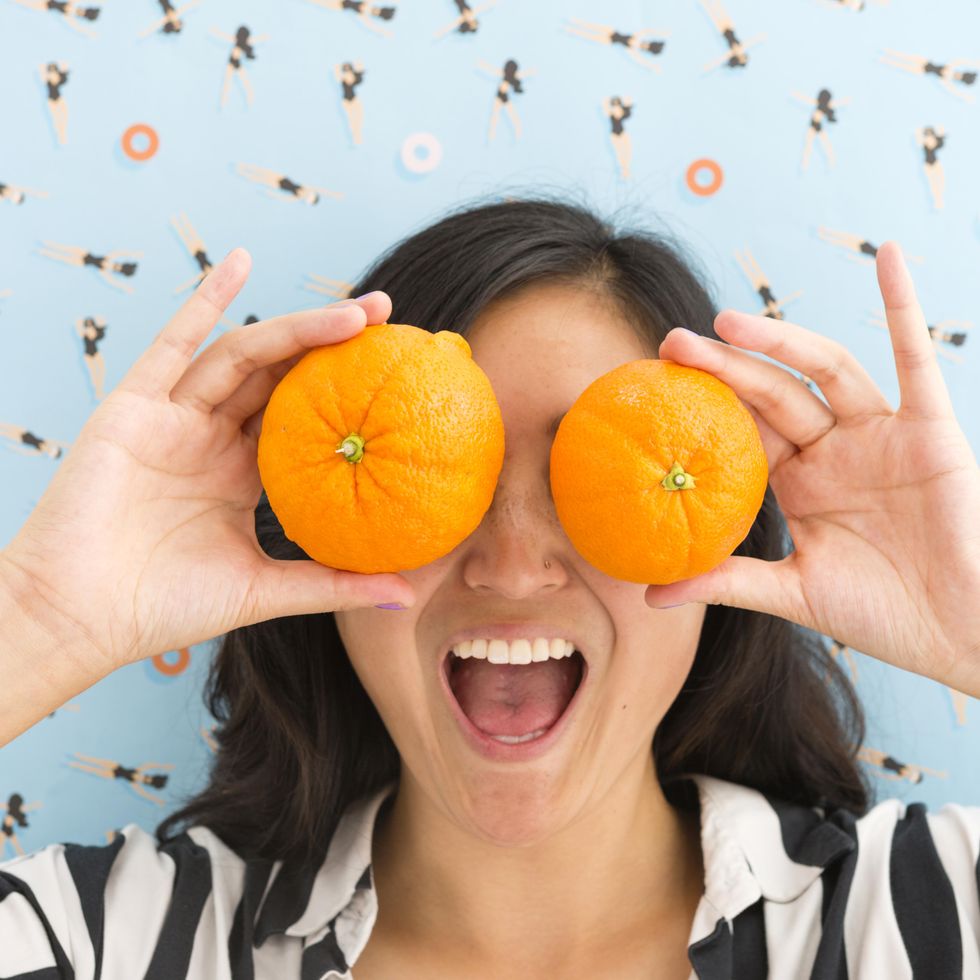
375, 602, 405, 610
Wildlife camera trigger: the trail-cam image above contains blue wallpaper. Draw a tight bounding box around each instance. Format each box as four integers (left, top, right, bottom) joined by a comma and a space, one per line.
1, 0, 979, 856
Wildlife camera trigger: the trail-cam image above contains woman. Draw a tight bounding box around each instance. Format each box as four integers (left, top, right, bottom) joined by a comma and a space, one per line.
1, 195, 979, 977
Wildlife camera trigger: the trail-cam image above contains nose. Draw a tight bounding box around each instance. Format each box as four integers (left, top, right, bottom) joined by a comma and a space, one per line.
460, 459, 569, 599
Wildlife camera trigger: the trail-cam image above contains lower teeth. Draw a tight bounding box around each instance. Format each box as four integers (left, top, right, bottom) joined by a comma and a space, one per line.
489, 728, 548, 744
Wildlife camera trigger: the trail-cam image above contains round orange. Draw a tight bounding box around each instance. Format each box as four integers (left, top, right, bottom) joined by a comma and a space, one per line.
257, 323, 505, 574
549, 359, 768, 585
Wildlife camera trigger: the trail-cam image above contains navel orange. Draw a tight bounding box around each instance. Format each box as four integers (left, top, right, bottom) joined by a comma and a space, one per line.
549, 359, 768, 585
257, 323, 505, 574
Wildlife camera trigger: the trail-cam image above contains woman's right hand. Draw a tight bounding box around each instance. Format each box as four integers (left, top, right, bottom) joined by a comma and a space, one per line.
0, 248, 416, 674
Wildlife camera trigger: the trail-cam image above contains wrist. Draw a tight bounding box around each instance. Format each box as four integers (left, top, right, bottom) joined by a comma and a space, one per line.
0, 550, 113, 747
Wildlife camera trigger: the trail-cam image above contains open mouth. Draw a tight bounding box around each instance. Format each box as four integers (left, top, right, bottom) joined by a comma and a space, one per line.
442, 648, 587, 747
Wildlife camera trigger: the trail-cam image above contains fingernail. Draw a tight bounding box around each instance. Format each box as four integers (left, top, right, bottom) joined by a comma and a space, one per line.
375, 602, 406, 610
660, 603, 686, 609
355, 290, 381, 301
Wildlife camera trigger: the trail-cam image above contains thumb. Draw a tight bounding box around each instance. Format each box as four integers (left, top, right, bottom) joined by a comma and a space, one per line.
644, 553, 798, 618
247, 558, 416, 623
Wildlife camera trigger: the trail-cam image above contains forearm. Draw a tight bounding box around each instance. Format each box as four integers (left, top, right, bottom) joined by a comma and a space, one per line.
0, 552, 112, 748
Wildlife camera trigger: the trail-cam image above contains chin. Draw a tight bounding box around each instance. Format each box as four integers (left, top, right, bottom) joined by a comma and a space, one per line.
457, 772, 575, 847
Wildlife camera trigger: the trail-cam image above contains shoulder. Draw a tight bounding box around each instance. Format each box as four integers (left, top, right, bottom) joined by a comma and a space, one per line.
0, 822, 256, 977
686, 774, 980, 976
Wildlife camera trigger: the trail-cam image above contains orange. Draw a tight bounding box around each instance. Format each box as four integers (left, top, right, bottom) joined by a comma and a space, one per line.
549, 359, 768, 585
257, 323, 505, 574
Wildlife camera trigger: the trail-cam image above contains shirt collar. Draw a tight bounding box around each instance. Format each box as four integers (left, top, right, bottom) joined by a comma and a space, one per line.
256, 771, 856, 965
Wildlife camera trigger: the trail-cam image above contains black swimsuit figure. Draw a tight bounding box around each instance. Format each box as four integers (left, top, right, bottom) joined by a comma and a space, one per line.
213, 24, 267, 107
610, 102, 632, 136
610, 31, 664, 55
433, 0, 496, 38
879, 49, 980, 101
47, 0, 99, 18
341, 63, 365, 101
68, 753, 176, 804
82, 252, 138, 276
81, 317, 106, 356
46, 64, 69, 101
483, 58, 531, 141
0, 423, 64, 458
699, 1, 766, 72
138, 0, 203, 39
335, 61, 366, 144
563, 19, 669, 71
604, 96, 634, 179
41, 61, 71, 144
917, 125, 947, 209
793, 87, 849, 170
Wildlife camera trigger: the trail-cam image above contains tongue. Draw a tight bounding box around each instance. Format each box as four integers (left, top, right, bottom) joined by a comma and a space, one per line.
449, 655, 581, 737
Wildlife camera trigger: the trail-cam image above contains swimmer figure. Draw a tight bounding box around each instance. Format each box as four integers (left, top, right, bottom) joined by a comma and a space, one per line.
171, 212, 216, 293
75, 315, 108, 400
1, 794, 43, 859
817, 227, 924, 266
602, 96, 634, 179
916, 125, 947, 210
868, 312, 969, 365
37, 241, 141, 294
699, 0, 766, 71
879, 50, 979, 103
40, 61, 70, 145
0, 181, 49, 206
434, 0, 496, 38
335, 61, 366, 145
235, 163, 343, 205
0, 422, 68, 459
307, 0, 396, 39
792, 88, 849, 170
67, 753, 174, 806
10, 0, 101, 39
563, 18, 669, 71
212, 25, 269, 108
479, 58, 534, 141
856, 746, 946, 785
734, 248, 812, 388
139, 0, 204, 38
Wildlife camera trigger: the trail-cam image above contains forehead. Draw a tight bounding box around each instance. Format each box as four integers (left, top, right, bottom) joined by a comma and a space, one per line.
463, 282, 654, 379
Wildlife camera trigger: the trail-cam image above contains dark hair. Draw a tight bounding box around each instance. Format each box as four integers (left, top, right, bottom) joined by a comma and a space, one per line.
156, 191, 872, 865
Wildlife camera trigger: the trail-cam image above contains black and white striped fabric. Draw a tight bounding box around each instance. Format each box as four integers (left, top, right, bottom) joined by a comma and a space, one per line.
2, 773, 979, 978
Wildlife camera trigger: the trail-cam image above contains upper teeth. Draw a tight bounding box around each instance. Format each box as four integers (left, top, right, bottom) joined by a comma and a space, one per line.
451, 638, 575, 665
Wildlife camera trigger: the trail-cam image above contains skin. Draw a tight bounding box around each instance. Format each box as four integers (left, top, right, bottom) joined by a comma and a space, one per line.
335, 283, 706, 977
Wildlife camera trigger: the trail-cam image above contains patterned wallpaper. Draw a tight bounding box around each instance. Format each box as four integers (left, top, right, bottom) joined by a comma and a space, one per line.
2, 0, 979, 857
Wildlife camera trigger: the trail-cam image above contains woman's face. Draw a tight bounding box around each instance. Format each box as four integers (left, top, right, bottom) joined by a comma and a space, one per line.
334, 283, 706, 845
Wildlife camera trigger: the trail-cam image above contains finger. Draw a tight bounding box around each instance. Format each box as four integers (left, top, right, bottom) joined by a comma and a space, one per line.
120, 248, 251, 400
876, 240, 955, 420
710, 308, 894, 425
231, 293, 393, 435
657, 327, 833, 464
246, 557, 417, 622
170, 294, 391, 415
644, 552, 806, 624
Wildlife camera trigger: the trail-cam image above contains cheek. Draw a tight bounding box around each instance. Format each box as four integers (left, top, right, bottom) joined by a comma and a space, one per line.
334, 610, 424, 728
605, 605, 704, 713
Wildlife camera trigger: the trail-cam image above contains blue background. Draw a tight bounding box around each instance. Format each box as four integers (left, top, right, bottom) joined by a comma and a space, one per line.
1, 0, 978, 852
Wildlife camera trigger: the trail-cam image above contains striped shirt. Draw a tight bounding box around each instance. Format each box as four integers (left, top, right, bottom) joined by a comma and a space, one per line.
2, 772, 979, 979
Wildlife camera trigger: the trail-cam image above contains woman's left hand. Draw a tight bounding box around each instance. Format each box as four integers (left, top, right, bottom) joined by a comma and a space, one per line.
649, 242, 980, 697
